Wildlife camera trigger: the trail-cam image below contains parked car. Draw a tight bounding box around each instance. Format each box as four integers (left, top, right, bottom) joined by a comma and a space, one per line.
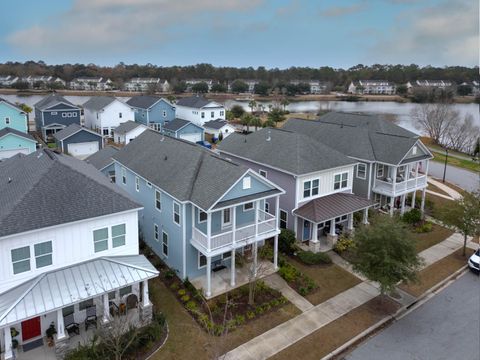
468, 248, 480, 272
196, 140, 212, 149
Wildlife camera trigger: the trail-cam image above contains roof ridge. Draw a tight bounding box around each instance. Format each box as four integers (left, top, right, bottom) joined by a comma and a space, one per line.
186, 150, 205, 201
103, 256, 158, 274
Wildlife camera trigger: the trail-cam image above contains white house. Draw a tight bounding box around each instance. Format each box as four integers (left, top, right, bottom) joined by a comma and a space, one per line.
0, 76, 19, 87
406, 80, 455, 92
175, 95, 226, 127
69, 77, 113, 91
203, 119, 236, 140
113, 121, 148, 145
83, 96, 135, 137
348, 80, 396, 95
184, 79, 213, 91
0, 149, 158, 360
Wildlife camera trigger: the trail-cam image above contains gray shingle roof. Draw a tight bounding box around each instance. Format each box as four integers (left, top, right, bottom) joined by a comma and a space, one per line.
0, 98, 25, 113
163, 118, 192, 132
82, 96, 117, 111
53, 124, 102, 141
0, 128, 36, 142
175, 96, 213, 108
113, 130, 253, 210
217, 128, 356, 175
114, 121, 142, 135
283, 113, 425, 165
126, 96, 165, 109
84, 145, 119, 170
0, 149, 141, 237
34, 93, 78, 111
203, 119, 229, 130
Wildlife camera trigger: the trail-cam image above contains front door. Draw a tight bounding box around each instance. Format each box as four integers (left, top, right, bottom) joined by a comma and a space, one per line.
22, 317, 41, 342
303, 220, 311, 241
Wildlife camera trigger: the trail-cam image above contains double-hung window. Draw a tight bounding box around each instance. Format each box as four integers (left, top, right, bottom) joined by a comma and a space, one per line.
211, 111, 214, 118
244, 202, 254, 211
198, 211, 207, 223
220, 110, 224, 117
173, 202, 180, 225
11, 246, 31, 274
222, 208, 231, 227
5, 117, 10, 125
162, 231, 169, 256
357, 163, 367, 179
34, 241, 52, 268
155, 190, 161, 210
201, 112, 205, 119
377, 164, 384, 178
334, 172, 348, 190
112, 224, 126, 248
154, 224, 159, 241
280, 210, 288, 229
121, 167, 126, 184
198, 252, 207, 268
303, 179, 319, 198
135, 177, 140, 192
93, 228, 109, 253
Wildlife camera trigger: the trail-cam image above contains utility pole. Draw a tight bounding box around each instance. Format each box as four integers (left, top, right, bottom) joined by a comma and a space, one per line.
442, 148, 449, 183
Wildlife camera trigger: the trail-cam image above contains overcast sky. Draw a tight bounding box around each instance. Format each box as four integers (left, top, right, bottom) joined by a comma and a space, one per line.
0, 0, 478, 68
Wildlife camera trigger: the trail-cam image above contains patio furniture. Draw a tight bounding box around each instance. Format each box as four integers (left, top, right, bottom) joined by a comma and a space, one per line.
212, 259, 226, 272
64, 313, 79, 336
85, 305, 97, 331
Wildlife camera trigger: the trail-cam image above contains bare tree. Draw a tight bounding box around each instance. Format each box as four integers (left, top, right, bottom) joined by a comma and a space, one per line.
96, 314, 140, 360
445, 114, 480, 153
246, 244, 271, 306
411, 103, 458, 145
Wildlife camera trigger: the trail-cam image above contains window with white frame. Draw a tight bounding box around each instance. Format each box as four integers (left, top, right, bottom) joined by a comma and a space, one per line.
357, 163, 367, 179
162, 231, 168, 256
154, 224, 159, 241
242, 176, 251, 189
335, 214, 348, 222
121, 167, 126, 184
119, 286, 132, 297
198, 252, 207, 268
222, 208, 231, 227
162, 110, 167, 117
173, 202, 180, 225
280, 210, 287, 229
34, 241, 52, 268
374, 193, 381, 208
259, 169, 267, 178
198, 210, 207, 223
244, 202, 254, 211
201, 112, 205, 119
112, 224, 126, 248
220, 110, 224, 117
93, 227, 109, 252
155, 190, 161, 210
5, 117, 10, 125
79, 299, 94, 310
103, 129, 109, 136
377, 164, 384, 178
412, 145, 417, 155
119, 112, 122, 118
265, 202, 269, 213
334, 172, 348, 190
11, 246, 31, 274
135, 176, 140, 192
146, 181, 152, 188
210, 111, 214, 118
51, 112, 57, 115
303, 179, 319, 198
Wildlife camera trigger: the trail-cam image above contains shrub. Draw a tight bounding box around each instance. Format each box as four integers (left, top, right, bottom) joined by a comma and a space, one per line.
181, 294, 190, 303
246, 311, 255, 319
333, 236, 355, 254
278, 262, 300, 283
164, 269, 176, 279
402, 208, 422, 225
177, 289, 186, 296
259, 244, 274, 261
279, 229, 296, 255
297, 250, 332, 265
186, 300, 197, 311
170, 283, 179, 291
235, 314, 246, 326
414, 222, 433, 233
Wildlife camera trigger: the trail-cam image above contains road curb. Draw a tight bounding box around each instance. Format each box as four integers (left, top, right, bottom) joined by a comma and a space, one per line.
320, 265, 469, 360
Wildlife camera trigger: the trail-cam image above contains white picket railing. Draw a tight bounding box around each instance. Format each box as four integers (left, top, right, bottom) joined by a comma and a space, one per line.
374, 175, 427, 195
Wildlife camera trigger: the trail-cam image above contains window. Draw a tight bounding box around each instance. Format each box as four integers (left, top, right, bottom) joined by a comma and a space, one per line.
222, 252, 231, 260
280, 210, 287, 229
312, 179, 319, 196
412, 145, 417, 155
62, 305, 74, 317
242, 176, 251, 189
222, 208, 231, 227
79, 299, 94, 311
198, 252, 207, 269
34, 241, 52, 268
108, 291, 116, 300
210, 111, 214, 118
11, 246, 31, 274
335, 214, 348, 222
303, 179, 319, 198
162, 110, 167, 117
201, 112, 205, 119
377, 164, 384, 178
93, 227, 108, 252
112, 224, 126, 248
220, 110, 224, 117
357, 163, 367, 180
135, 176, 140, 192
103, 128, 109, 136
154, 224, 159, 241
334, 172, 348, 190
259, 169, 267, 178
265, 202, 269, 213
155, 190, 161, 210
51, 111, 57, 115
173, 202, 180, 225
121, 167, 126, 184
5, 117, 10, 125
198, 210, 207, 223
162, 231, 169, 256
119, 285, 132, 297
119, 112, 122, 118
374, 193, 381, 208
244, 202, 254, 211
146, 181, 152, 188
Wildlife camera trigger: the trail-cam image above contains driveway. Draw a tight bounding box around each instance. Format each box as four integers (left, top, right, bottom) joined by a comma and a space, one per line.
345, 271, 480, 360
428, 161, 479, 192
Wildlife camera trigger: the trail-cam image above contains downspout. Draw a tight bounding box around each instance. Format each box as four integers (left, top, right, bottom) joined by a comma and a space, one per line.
182, 203, 187, 279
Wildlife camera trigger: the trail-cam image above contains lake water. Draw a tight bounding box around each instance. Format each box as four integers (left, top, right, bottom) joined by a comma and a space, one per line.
3, 94, 479, 135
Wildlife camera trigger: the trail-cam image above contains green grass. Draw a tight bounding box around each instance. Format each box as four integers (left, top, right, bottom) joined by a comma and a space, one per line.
431, 150, 480, 173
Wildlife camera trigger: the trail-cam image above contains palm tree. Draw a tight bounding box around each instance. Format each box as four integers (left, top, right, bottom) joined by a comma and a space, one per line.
241, 113, 253, 132
263, 119, 276, 128
280, 98, 290, 112
250, 116, 262, 131
248, 100, 257, 114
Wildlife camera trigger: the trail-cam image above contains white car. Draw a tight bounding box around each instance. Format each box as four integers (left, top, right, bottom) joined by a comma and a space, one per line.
468, 248, 480, 272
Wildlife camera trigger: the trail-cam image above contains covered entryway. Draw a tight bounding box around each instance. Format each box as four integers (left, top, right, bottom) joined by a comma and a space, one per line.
67, 141, 99, 158
21, 317, 41, 342
0, 148, 30, 159
179, 132, 202, 143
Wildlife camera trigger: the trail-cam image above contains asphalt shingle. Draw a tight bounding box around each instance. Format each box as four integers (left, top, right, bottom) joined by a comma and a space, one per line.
175, 96, 214, 108
84, 145, 119, 170
53, 124, 101, 141
0, 128, 35, 142
82, 96, 118, 111
114, 121, 143, 135
126, 96, 166, 109
34, 93, 78, 111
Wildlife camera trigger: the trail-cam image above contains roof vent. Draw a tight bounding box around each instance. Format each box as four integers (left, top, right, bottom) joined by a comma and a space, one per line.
164, 155, 168, 161
266, 130, 271, 142
160, 134, 165, 142
8, 177, 12, 183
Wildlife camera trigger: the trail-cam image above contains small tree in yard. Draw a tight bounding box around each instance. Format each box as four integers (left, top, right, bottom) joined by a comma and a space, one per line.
350, 215, 423, 295
438, 190, 480, 256
96, 315, 141, 360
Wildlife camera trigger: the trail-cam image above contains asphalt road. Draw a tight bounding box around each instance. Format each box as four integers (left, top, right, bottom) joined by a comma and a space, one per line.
345, 271, 480, 360
428, 161, 479, 192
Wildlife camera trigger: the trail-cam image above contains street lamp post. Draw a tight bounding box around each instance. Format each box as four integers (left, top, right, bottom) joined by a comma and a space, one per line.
442, 148, 449, 183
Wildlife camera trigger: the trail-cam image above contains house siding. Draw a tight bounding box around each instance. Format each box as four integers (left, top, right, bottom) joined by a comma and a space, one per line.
56, 130, 103, 153
0, 134, 36, 158
42, 108, 81, 127
351, 162, 372, 199
133, 100, 175, 127
176, 123, 205, 141
0, 102, 28, 133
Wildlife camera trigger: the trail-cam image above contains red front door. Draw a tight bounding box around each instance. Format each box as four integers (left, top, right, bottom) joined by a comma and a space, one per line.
22, 317, 41, 342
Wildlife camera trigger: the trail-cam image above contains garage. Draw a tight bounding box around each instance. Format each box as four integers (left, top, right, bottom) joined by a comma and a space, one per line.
179, 133, 202, 143
0, 148, 30, 160
0, 128, 37, 160
67, 141, 99, 158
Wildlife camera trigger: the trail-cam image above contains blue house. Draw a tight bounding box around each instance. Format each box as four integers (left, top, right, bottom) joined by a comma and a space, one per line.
113, 130, 284, 298
34, 93, 81, 140
0, 128, 37, 159
85, 145, 119, 182
162, 118, 204, 143
53, 123, 103, 159
0, 98, 28, 133
126, 96, 175, 131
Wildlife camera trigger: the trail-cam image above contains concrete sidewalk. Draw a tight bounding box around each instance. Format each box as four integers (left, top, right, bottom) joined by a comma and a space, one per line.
418, 232, 471, 268
427, 177, 463, 200
264, 273, 314, 313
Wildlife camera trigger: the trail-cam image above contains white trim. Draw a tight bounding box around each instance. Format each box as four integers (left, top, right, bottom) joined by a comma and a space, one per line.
221, 208, 232, 228
198, 251, 207, 269
155, 189, 162, 211
356, 163, 367, 180
279, 209, 288, 229
55, 126, 102, 142
135, 176, 140, 192
198, 209, 208, 223
333, 171, 349, 191
182, 203, 187, 279
154, 223, 159, 242
243, 202, 254, 211
0, 132, 37, 143
173, 201, 181, 226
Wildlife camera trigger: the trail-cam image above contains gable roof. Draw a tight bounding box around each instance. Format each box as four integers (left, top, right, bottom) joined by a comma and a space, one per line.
84, 145, 119, 170
53, 123, 102, 141
0, 149, 140, 237
0, 128, 36, 142
217, 127, 356, 176
83, 96, 119, 111
114, 121, 144, 135
0, 97, 25, 113
34, 93, 79, 111
113, 130, 271, 210
203, 119, 232, 130
126, 96, 168, 109
282, 113, 430, 165
176, 96, 219, 109
163, 118, 203, 132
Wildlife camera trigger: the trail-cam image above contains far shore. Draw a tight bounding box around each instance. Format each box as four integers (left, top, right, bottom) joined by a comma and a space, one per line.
0, 88, 477, 104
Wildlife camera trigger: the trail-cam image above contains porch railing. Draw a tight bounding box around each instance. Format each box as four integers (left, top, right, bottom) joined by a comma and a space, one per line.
373, 175, 427, 195
192, 210, 277, 252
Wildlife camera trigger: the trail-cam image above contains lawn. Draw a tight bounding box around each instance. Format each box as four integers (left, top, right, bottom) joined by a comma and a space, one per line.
399, 248, 474, 297
411, 223, 454, 253
269, 296, 400, 360
287, 257, 362, 305
426, 182, 450, 197
431, 150, 480, 173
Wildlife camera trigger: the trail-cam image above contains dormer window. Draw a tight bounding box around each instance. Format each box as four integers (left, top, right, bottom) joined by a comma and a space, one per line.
242, 176, 251, 189
412, 145, 417, 155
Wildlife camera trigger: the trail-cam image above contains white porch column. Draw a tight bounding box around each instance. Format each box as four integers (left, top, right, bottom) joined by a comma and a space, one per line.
275, 197, 280, 229
206, 256, 212, 297
420, 188, 426, 216
3, 327, 13, 360
231, 206, 236, 287
389, 196, 395, 216
329, 219, 336, 236
230, 250, 236, 287
400, 194, 406, 215
56, 309, 67, 339
142, 280, 150, 307
207, 212, 212, 251
347, 213, 354, 231
255, 200, 260, 237
363, 208, 369, 225
312, 223, 319, 240
253, 241, 258, 277
102, 293, 110, 324
273, 235, 279, 270
412, 191, 417, 209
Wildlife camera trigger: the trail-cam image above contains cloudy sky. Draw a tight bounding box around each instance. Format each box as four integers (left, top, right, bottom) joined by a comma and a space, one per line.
0, 0, 478, 68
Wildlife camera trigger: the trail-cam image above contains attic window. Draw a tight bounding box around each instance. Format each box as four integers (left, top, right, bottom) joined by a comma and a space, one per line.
243, 176, 251, 190
412, 146, 417, 155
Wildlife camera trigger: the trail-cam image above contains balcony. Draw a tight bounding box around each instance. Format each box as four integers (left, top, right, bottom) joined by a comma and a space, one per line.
191, 210, 278, 254
373, 174, 427, 196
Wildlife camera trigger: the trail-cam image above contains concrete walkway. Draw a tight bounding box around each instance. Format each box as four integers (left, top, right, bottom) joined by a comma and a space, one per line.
264, 273, 314, 313
223, 281, 380, 360
418, 232, 468, 268
427, 177, 462, 200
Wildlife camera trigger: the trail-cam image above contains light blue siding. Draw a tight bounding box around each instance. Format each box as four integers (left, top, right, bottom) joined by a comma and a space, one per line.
0, 133, 36, 154
0, 102, 28, 133
133, 99, 175, 127
177, 123, 204, 141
